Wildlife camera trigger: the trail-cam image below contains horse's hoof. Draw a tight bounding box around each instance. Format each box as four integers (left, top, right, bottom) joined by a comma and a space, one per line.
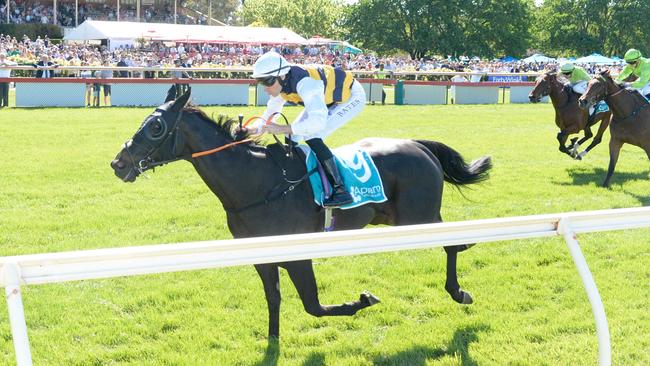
450, 289, 473, 304
360, 291, 381, 306
460, 291, 474, 304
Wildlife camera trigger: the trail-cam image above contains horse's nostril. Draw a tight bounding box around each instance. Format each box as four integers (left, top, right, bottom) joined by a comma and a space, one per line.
111, 159, 126, 170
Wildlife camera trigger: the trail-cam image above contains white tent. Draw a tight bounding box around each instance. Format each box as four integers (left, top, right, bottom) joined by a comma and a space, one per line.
575, 53, 616, 64
64, 20, 306, 49
521, 53, 556, 63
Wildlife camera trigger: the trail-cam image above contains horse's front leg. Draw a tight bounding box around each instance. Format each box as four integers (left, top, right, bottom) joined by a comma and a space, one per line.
579, 116, 609, 159
572, 126, 594, 160
283, 260, 379, 317
557, 131, 572, 156
255, 263, 281, 338
603, 138, 624, 187
444, 245, 473, 304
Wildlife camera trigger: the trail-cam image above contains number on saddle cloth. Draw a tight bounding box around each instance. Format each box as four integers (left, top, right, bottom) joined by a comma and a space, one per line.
298, 145, 388, 210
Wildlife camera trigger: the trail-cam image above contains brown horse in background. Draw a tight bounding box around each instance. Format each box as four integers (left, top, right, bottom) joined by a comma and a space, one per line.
578, 70, 650, 187
529, 72, 611, 159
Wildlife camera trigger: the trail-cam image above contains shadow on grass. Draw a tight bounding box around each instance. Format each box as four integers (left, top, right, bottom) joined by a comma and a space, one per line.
557, 166, 649, 188
254, 337, 280, 366
372, 324, 490, 366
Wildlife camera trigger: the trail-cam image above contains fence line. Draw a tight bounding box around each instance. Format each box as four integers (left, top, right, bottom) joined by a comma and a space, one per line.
4, 206, 650, 365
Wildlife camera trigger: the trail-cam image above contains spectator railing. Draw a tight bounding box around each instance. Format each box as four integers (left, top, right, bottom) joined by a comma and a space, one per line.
0, 66, 551, 107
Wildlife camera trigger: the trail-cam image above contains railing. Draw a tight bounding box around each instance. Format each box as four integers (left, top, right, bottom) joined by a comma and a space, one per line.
3, 206, 650, 365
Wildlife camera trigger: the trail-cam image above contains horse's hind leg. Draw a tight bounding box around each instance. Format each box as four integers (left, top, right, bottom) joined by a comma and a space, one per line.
603, 138, 623, 187
444, 246, 474, 304
255, 263, 282, 338
284, 260, 379, 318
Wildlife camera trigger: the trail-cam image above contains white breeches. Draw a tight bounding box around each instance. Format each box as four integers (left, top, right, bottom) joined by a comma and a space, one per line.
572, 80, 588, 95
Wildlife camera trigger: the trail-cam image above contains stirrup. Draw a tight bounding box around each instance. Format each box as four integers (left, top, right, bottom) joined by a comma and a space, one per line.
323, 188, 353, 207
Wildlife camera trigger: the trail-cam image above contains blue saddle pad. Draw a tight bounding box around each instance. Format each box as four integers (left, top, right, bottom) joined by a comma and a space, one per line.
298, 145, 387, 210
594, 100, 609, 114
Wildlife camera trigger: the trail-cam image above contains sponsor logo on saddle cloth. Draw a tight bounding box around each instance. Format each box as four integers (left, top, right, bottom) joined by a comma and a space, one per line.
298, 145, 388, 209
594, 100, 609, 114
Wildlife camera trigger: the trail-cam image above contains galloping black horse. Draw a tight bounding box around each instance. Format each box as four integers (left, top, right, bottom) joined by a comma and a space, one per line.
110, 88, 492, 338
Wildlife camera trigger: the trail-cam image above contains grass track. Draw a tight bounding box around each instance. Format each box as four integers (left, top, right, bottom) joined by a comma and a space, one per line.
0, 103, 649, 365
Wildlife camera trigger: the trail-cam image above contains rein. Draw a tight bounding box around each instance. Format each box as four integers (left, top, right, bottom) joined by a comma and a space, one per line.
598, 75, 650, 122
129, 110, 311, 214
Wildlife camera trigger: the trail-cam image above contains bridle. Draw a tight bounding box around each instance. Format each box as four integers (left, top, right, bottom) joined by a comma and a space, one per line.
123, 108, 253, 176
536, 73, 572, 109
589, 74, 650, 122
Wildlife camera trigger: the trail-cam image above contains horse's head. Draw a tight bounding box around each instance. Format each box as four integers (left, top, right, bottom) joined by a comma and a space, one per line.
529, 72, 557, 102
111, 87, 191, 182
578, 70, 617, 110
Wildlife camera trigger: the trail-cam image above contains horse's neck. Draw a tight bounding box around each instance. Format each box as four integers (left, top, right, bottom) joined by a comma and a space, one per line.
182, 124, 272, 210
608, 86, 639, 118
549, 83, 570, 108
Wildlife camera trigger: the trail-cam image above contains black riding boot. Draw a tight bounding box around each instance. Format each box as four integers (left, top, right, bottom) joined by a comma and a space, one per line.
321, 157, 354, 207
306, 138, 353, 207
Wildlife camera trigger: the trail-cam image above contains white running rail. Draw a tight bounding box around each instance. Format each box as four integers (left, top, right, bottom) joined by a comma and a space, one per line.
3, 206, 650, 365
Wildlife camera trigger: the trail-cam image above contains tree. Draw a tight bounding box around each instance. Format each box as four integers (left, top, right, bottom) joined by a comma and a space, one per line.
532, 0, 650, 57
238, 0, 345, 38
343, 0, 532, 59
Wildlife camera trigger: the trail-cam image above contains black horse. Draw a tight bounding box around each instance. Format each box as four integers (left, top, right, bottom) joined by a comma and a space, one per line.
110, 88, 492, 338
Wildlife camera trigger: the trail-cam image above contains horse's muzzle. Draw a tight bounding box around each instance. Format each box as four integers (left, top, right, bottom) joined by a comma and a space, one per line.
110, 157, 138, 182
528, 95, 540, 103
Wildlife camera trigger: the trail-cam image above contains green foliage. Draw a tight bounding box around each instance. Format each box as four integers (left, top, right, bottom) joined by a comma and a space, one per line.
0, 24, 62, 40
239, 0, 345, 38
1, 103, 650, 364
344, 0, 532, 58
532, 0, 650, 57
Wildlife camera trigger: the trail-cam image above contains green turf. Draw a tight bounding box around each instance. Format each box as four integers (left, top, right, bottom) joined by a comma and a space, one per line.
1, 103, 649, 365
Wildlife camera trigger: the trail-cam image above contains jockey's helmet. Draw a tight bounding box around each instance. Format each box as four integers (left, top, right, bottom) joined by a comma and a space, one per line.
624, 49, 642, 64
252, 51, 290, 80
560, 62, 575, 74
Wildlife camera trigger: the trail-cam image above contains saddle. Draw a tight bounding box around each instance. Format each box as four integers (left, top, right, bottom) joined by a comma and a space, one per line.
266, 142, 387, 210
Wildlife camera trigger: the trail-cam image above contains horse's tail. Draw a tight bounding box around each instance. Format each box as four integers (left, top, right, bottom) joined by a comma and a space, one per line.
415, 140, 492, 186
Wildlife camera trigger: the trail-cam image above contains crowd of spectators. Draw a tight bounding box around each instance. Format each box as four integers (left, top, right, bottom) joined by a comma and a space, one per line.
0, 0, 206, 27
0, 33, 626, 82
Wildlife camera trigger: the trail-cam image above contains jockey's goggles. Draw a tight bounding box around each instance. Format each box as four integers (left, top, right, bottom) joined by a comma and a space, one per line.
627, 60, 639, 65
256, 76, 278, 87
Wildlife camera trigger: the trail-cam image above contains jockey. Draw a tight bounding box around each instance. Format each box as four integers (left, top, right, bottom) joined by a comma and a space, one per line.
251, 51, 366, 208
616, 48, 650, 98
559, 62, 590, 95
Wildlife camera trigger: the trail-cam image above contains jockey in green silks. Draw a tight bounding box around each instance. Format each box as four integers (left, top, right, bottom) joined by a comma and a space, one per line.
560, 62, 600, 120
616, 48, 650, 98
560, 62, 591, 95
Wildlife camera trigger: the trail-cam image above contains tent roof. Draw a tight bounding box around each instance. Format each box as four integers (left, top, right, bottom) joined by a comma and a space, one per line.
521, 53, 556, 63
575, 53, 616, 64
64, 20, 307, 44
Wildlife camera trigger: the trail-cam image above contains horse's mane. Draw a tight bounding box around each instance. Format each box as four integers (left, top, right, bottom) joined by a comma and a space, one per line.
183, 105, 261, 144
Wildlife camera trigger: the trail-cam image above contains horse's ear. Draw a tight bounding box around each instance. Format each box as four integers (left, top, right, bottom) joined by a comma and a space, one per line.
601, 69, 611, 78
164, 85, 176, 103
171, 86, 191, 112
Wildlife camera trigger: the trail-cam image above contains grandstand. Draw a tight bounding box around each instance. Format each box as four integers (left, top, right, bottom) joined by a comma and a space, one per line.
0, 0, 226, 27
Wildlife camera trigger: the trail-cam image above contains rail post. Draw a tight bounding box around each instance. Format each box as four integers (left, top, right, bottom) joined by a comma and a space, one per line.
3, 262, 33, 366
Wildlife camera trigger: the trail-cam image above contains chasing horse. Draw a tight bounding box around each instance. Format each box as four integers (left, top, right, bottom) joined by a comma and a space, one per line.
529, 71, 611, 159
110, 87, 492, 339
578, 70, 650, 187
